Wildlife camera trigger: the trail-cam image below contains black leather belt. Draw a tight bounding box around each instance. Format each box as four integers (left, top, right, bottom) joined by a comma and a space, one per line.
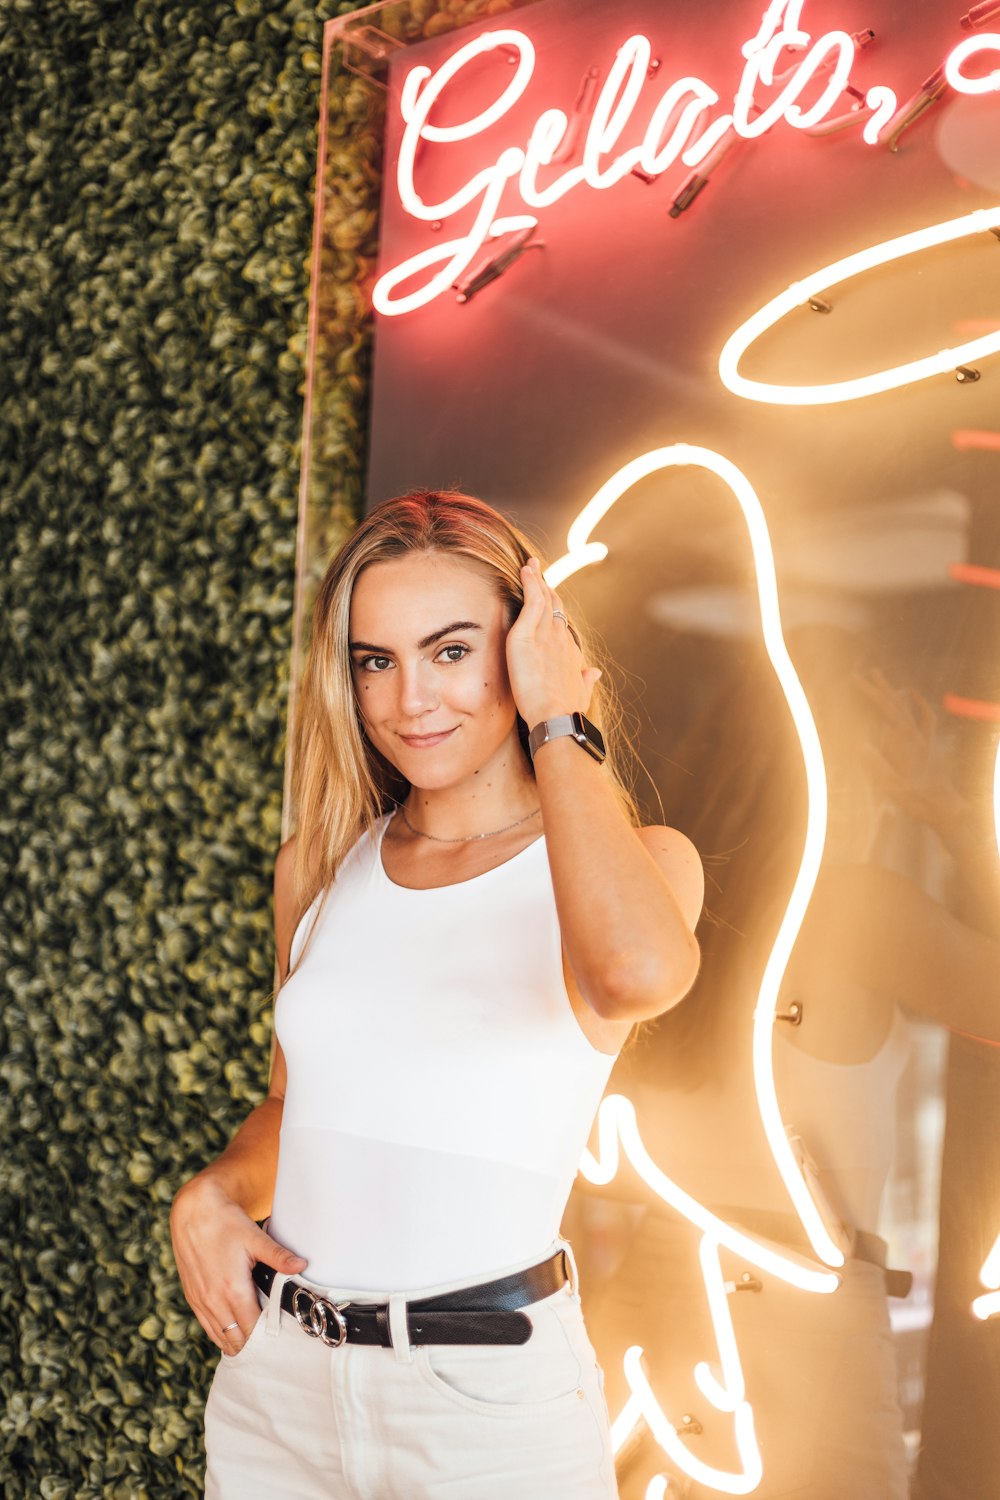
250, 1248, 570, 1349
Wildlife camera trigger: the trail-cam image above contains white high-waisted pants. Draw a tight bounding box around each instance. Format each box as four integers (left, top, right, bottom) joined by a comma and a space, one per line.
203, 1232, 619, 1500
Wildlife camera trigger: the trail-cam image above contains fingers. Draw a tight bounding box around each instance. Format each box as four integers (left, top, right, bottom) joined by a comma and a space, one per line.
521, 557, 577, 642
255, 1229, 309, 1274
216, 1295, 263, 1357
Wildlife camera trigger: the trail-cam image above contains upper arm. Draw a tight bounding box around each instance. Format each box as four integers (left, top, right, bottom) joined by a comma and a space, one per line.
268, 834, 298, 1102
635, 823, 705, 936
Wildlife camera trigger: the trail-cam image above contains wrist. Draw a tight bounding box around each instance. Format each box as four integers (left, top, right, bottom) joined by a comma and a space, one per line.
523, 704, 580, 728
528, 710, 606, 766
172, 1171, 233, 1214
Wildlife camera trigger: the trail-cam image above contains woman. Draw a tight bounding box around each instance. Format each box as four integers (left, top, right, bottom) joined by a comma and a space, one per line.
169, 489, 704, 1500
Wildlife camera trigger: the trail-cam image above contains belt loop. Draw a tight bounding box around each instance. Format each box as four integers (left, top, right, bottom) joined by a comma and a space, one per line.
559, 1237, 581, 1299
388, 1294, 414, 1364
266, 1271, 290, 1336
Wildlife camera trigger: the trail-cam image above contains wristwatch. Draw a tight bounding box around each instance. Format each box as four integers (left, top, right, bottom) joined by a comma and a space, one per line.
528, 712, 606, 764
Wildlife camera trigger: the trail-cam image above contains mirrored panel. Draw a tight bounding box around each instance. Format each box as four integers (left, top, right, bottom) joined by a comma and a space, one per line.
296, 1, 1000, 1492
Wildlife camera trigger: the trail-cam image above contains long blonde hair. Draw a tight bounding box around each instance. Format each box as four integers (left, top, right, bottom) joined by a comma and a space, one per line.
284, 488, 641, 979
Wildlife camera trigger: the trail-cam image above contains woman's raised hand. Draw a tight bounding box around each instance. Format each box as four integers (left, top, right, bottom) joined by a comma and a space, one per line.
169, 1176, 309, 1357
506, 557, 601, 728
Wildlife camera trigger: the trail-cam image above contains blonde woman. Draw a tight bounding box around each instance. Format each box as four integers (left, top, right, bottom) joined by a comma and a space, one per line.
169, 490, 704, 1500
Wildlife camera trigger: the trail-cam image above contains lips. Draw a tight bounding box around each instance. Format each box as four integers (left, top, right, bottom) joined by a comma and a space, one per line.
398, 727, 457, 748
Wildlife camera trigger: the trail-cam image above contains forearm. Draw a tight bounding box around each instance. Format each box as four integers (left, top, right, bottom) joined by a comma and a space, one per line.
533, 737, 700, 1018
177, 1094, 284, 1221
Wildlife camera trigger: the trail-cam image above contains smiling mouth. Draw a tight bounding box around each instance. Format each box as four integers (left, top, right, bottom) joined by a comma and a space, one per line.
398, 727, 458, 747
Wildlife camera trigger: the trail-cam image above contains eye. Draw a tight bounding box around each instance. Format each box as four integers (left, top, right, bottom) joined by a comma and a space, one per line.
438, 644, 470, 663
358, 655, 393, 673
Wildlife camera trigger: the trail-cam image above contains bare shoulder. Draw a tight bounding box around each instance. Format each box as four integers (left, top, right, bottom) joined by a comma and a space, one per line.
273, 835, 299, 986
635, 824, 705, 933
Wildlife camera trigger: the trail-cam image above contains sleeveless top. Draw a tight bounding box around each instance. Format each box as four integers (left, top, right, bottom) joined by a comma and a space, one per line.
772, 1004, 911, 1232
267, 811, 620, 1291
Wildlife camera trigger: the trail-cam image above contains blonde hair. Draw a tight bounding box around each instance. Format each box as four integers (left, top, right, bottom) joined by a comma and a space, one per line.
284, 488, 641, 979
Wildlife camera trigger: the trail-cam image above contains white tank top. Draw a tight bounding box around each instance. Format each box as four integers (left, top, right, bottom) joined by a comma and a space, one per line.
773, 1004, 911, 1232
268, 811, 619, 1291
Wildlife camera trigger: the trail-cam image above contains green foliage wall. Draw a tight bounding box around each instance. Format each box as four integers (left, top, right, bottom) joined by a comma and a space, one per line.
0, 2, 371, 1493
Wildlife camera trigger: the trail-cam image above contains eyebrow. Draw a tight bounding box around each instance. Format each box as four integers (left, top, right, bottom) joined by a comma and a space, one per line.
349, 621, 484, 654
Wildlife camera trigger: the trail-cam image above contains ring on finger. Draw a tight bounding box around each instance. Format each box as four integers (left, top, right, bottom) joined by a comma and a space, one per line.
552, 609, 568, 624
221, 1320, 240, 1334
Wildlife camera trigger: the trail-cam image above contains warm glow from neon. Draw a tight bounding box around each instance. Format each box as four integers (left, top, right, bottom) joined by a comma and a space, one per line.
977, 776, 1000, 1320
621, 1345, 764, 1495
604, 1219, 769, 1490
975, 1211, 1000, 1315
718, 207, 1000, 405
945, 33, 1000, 92
559, 445, 846, 1269
579, 1094, 840, 1291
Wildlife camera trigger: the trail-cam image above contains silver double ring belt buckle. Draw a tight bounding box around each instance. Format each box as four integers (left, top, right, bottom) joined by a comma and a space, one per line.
291, 1285, 350, 1347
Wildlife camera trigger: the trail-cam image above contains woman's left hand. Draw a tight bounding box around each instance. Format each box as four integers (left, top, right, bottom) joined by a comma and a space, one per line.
506, 557, 601, 726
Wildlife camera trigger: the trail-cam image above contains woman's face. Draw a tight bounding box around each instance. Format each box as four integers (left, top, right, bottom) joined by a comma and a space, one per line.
348, 549, 524, 790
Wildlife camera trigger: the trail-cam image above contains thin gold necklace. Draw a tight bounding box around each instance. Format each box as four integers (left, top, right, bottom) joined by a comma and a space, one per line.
396, 800, 541, 844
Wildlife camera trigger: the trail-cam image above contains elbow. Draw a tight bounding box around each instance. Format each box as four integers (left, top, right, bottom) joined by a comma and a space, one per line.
589, 934, 701, 1022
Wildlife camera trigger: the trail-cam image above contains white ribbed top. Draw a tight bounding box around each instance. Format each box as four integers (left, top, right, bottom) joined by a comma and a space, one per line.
268, 811, 618, 1291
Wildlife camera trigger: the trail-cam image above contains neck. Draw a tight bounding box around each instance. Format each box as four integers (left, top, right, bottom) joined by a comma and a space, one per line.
401, 751, 539, 842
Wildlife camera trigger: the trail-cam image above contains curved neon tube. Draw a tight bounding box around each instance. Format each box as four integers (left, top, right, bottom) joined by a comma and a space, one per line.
975, 1226, 1000, 1317
623, 1345, 764, 1495
580, 1094, 840, 1291
557, 445, 846, 1268
694, 1233, 748, 1412
399, 29, 536, 141
945, 33, 1000, 92
718, 206, 1000, 405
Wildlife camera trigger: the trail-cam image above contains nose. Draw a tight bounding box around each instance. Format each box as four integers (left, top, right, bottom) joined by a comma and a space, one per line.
397, 658, 439, 719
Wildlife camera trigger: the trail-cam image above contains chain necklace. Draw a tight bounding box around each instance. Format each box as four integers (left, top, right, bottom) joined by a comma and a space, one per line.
396, 800, 541, 844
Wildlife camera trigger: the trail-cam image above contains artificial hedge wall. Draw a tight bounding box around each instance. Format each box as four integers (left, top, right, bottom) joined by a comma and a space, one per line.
0, 1, 375, 1494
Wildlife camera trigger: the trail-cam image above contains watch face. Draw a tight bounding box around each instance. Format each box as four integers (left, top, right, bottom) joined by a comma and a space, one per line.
572, 712, 606, 761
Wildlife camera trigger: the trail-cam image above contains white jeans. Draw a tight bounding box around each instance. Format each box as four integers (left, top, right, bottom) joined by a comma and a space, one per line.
203, 1234, 619, 1500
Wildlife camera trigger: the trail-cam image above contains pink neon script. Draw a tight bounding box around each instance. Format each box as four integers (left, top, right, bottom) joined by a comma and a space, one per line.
372, 3, 1000, 316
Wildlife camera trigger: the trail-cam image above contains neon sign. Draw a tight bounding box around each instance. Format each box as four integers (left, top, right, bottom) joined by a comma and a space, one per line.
372, 3, 1000, 315
553, 445, 846, 1490
555, 444, 848, 1271
717, 205, 1000, 405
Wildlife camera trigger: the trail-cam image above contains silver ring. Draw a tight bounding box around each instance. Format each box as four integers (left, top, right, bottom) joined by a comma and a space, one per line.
221, 1321, 240, 1333
552, 610, 568, 624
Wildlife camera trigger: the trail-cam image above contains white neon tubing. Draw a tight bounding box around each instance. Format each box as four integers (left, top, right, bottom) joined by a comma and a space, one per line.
718, 206, 1000, 405
579, 1094, 840, 1290
742, 0, 808, 60
623, 1346, 764, 1495
735, 28, 857, 137
583, 34, 653, 188
681, 111, 737, 168
638, 80, 719, 175
552, 444, 844, 1266
946, 34, 1000, 93
862, 85, 900, 143
613, 1253, 757, 1497
981, 1230, 1000, 1288
694, 1233, 747, 1412
399, 30, 536, 140
973, 1290, 1000, 1319
372, 184, 535, 316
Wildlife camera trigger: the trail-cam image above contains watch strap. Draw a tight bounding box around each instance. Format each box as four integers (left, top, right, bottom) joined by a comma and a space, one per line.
528, 712, 606, 763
